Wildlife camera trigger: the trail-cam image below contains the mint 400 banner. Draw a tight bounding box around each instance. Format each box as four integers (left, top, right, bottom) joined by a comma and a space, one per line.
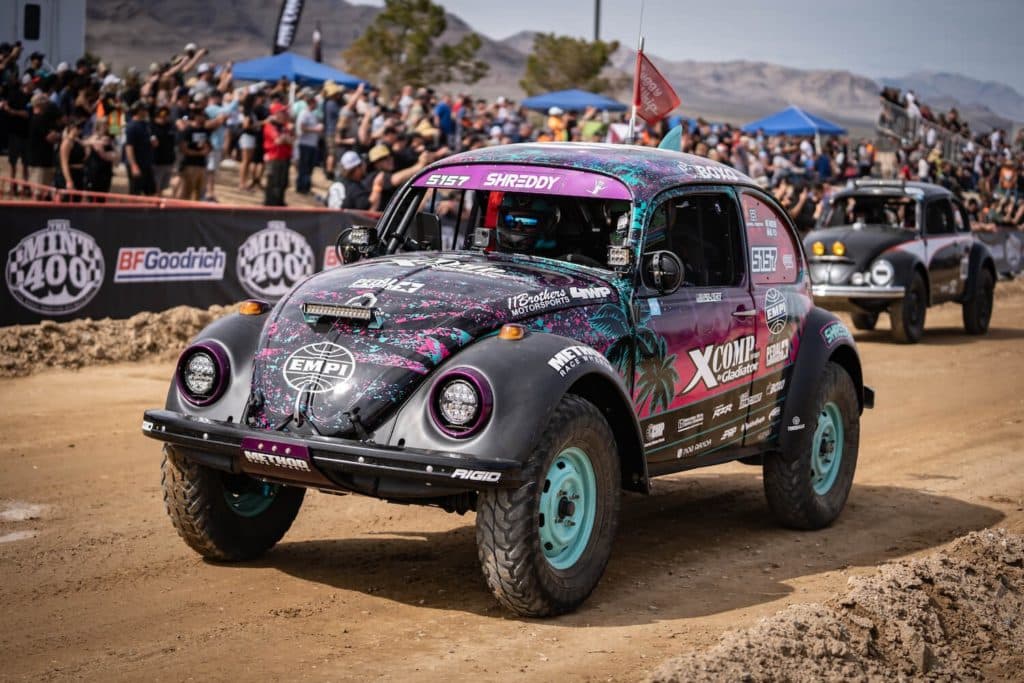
2, 205, 373, 326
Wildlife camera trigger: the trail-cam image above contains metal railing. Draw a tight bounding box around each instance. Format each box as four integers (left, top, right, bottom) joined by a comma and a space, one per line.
876, 98, 967, 163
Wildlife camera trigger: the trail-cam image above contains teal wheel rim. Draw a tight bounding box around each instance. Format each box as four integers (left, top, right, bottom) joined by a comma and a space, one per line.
538, 447, 597, 570
811, 401, 844, 495
223, 477, 279, 517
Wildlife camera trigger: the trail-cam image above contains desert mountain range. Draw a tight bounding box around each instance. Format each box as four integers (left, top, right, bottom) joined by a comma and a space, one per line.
86, 0, 1022, 133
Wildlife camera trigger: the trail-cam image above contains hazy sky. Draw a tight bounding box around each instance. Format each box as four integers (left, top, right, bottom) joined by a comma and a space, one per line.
358, 0, 1024, 93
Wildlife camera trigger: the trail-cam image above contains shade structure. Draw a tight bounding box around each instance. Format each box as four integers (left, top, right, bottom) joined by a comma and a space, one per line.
741, 105, 846, 136
521, 89, 627, 113
232, 52, 369, 88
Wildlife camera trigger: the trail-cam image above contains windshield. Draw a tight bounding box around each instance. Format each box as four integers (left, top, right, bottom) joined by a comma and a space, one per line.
381, 165, 634, 270
822, 195, 917, 229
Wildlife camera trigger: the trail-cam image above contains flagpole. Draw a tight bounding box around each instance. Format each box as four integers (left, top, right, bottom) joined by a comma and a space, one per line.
628, 36, 643, 145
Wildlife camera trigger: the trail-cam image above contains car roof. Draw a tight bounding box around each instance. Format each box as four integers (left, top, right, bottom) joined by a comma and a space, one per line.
423, 142, 760, 203
830, 179, 954, 201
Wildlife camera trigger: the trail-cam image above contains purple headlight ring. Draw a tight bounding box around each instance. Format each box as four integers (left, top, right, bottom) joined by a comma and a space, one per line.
429, 367, 493, 439
175, 340, 231, 407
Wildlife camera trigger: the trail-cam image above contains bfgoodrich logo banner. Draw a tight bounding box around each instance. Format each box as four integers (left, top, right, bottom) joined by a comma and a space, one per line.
1, 206, 370, 325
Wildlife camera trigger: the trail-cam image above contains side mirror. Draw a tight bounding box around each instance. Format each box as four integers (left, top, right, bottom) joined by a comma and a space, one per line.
407, 211, 441, 251
642, 250, 684, 295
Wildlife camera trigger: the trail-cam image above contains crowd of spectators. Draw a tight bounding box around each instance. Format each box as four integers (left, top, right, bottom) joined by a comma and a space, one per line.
1, 40, 1022, 230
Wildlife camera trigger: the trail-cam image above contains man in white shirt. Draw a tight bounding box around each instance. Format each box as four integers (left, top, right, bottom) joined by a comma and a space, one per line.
295, 89, 322, 194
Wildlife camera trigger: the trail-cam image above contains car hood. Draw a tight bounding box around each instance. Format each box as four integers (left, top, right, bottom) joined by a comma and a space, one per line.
804, 225, 916, 283
247, 252, 619, 436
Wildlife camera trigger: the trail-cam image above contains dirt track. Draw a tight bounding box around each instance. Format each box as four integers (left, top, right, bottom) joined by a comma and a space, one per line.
1, 289, 1022, 681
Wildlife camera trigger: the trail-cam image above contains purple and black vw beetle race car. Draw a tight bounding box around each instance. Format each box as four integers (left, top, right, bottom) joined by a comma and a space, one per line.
143, 143, 874, 616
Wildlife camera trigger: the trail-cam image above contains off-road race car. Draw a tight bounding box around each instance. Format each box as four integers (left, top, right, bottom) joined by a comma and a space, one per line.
143, 143, 874, 617
804, 180, 996, 343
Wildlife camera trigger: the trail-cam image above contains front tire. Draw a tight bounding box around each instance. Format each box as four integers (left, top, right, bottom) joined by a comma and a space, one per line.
161, 446, 305, 561
850, 312, 878, 331
763, 362, 859, 530
475, 394, 620, 617
889, 273, 927, 343
962, 268, 994, 335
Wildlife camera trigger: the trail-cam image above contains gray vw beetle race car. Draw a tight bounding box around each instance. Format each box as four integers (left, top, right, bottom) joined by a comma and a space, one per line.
804, 180, 996, 343
143, 143, 874, 616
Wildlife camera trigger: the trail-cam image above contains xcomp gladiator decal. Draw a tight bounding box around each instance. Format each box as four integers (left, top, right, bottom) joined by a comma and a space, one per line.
681, 335, 759, 394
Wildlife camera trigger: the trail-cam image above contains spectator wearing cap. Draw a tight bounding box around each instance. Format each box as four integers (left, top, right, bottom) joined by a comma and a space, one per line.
178, 105, 211, 200
295, 88, 323, 195
326, 151, 371, 210
366, 142, 433, 211
322, 80, 344, 177
26, 52, 45, 78
124, 100, 156, 195
546, 107, 567, 142
263, 101, 293, 206
26, 92, 61, 198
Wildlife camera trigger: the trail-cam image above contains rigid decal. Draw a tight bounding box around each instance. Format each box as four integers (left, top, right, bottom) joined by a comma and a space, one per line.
115, 247, 225, 283
763, 288, 787, 335
681, 335, 759, 393
283, 341, 356, 393
451, 469, 501, 482
6, 220, 105, 315
237, 222, 314, 299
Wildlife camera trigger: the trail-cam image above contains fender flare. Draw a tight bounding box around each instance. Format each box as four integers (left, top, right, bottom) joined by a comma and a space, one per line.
378, 332, 649, 492
884, 248, 929, 305
164, 311, 268, 422
777, 307, 869, 461
962, 240, 996, 301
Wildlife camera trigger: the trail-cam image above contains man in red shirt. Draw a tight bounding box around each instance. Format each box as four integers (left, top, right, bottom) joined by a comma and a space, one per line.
263, 101, 294, 206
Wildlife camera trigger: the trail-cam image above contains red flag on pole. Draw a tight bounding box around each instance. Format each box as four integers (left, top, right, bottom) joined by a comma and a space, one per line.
632, 49, 680, 124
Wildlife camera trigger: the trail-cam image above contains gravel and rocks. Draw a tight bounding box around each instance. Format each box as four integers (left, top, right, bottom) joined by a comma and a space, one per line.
0, 305, 233, 377
648, 528, 1024, 682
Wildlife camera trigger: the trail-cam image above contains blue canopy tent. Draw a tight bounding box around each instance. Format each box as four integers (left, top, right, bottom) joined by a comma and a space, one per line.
232, 52, 369, 88
520, 89, 627, 113
740, 105, 846, 136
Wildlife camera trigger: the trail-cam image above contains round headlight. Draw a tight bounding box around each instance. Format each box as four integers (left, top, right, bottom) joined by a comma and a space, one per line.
430, 368, 493, 438
870, 259, 894, 286
812, 241, 825, 256
184, 352, 217, 396
831, 241, 846, 257
176, 342, 229, 406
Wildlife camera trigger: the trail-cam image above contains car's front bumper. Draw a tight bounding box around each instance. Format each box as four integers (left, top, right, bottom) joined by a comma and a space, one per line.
142, 409, 524, 490
811, 283, 906, 311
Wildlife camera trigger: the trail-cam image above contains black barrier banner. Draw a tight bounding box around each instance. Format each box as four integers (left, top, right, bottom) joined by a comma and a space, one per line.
2, 205, 371, 326
976, 228, 1023, 277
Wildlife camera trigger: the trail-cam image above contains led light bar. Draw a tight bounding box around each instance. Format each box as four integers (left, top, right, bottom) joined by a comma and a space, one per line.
302, 302, 375, 322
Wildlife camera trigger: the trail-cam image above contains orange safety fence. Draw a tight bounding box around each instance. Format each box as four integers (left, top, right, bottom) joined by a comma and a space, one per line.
0, 176, 379, 216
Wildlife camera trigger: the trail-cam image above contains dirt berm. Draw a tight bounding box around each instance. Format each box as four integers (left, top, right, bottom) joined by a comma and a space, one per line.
648, 529, 1024, 682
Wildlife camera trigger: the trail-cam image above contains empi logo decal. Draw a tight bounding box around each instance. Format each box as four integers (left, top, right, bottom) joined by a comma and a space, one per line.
283, 342, 356, 393
6, 220, 105, 314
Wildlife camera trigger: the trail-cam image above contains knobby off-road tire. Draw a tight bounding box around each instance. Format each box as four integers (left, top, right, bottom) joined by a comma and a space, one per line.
763, 362, 859, 530
475, 394, 620, 617
962, 268, 994, 335
161, 445, 305, 561
889, 273, 927, 343
850, 312, 878, 331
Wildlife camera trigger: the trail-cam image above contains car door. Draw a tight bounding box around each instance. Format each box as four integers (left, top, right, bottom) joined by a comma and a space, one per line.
634, 187, 757, 472
739, 190, 814, 447
923, 198, 970, 302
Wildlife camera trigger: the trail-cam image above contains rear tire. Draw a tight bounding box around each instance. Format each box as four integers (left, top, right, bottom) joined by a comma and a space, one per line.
161, 446, 305, 561
763, 362, 859, 530
962, 268, 994, 335
475, 394, 620, 617
850, 312, 878, 331
889, 273, 926, 343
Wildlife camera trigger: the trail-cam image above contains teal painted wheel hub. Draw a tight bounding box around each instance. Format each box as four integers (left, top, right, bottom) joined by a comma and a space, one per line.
224, 477, 278, 517
539, 447, 597, 570
811, 401, 844, 495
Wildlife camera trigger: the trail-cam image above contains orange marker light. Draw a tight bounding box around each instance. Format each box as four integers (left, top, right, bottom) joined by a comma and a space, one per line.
239, 300, 269, 316
832, 241, 846, 257
812, 241, 825, 256
498, 323, 526, 341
